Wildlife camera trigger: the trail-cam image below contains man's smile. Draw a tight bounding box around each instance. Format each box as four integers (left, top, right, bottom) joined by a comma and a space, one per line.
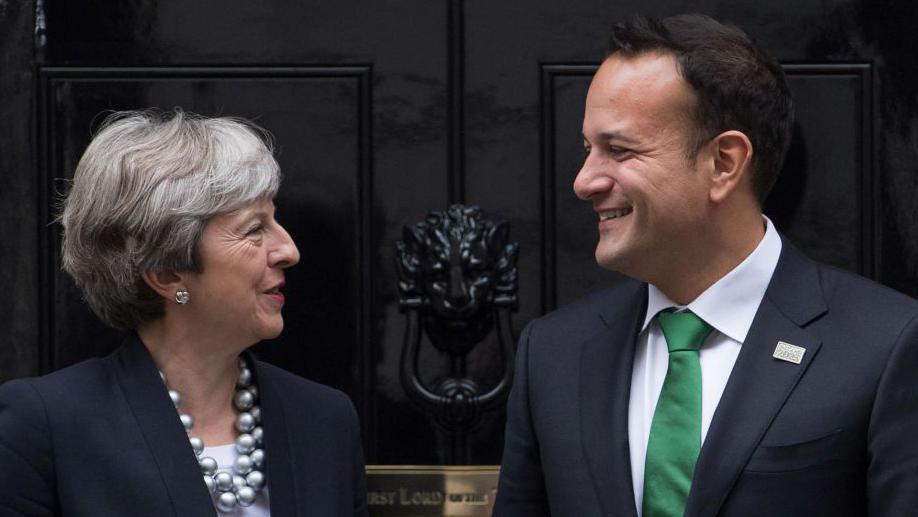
598, 207, 634, 223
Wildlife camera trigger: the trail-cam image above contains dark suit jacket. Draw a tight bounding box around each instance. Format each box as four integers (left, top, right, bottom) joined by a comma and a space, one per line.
494, 239, 918, 516
0, 333, 368, 517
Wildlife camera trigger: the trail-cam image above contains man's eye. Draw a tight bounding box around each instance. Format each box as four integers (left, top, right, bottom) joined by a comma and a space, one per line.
583, 146, 592, 157
609, 146, 632, 159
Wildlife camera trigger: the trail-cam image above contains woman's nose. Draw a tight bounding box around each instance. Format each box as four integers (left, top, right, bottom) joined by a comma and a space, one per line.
270, 224, 300, 268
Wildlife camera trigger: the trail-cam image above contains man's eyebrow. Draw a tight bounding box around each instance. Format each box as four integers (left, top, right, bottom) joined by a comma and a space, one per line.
583, 131, 640, 145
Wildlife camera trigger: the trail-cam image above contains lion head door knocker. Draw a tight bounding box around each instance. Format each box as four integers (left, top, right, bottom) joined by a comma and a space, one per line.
396, 205, 519, 438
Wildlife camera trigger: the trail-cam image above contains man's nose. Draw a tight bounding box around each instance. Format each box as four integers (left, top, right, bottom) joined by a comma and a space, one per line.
573, 156, 614, 201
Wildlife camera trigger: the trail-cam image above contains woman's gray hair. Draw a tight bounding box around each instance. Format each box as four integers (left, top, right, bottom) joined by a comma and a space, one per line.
60, 109, 281, 329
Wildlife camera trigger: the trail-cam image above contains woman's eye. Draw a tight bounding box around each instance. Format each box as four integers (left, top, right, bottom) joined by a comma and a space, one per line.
583, 146, 591, 157
245, 224, 265, 236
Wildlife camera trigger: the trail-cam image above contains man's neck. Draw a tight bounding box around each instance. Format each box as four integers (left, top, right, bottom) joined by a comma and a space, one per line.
651, 213, 766, 305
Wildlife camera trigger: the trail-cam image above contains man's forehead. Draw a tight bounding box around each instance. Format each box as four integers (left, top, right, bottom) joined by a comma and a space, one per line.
589, 52, 686, 100
584, 52, 696, 130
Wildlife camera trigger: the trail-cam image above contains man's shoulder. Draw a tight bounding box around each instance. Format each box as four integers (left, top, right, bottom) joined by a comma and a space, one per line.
525, 277, 644, 340
814, 261, 918, 327
817, 262, 917, 307
774, 238, 918, 330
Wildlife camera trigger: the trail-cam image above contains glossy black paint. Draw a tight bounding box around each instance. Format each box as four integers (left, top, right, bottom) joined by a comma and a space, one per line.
0, 0, 39, 380
2, 0, 918, 468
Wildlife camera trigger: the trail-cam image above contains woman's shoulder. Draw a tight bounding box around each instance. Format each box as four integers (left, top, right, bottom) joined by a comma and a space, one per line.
0, 354, 115, 406
251, 359, 356, 415
0, 355, 115, 466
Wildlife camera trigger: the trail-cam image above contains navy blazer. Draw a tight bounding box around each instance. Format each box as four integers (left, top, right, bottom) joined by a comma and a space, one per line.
494, 239, 918, 516
0, 334, 369, 517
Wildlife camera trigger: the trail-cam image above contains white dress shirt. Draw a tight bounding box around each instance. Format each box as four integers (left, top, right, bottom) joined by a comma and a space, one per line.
628, 216, 782, 515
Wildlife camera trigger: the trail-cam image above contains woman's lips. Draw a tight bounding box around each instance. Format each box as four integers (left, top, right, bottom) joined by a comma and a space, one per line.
264, 285, 285, 305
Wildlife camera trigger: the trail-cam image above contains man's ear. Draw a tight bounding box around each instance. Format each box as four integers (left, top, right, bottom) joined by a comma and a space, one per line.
140, 270, 186, 301
708, 130, 753, 204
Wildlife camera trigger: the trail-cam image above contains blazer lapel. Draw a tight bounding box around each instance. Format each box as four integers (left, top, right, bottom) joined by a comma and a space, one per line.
251, 357, 302, 517
580, 282, 646, 517
113, 334, 216, 516
684, 241, 827, 517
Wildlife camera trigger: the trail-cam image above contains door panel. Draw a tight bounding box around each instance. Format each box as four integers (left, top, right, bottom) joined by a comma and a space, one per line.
3, 0, 918, 470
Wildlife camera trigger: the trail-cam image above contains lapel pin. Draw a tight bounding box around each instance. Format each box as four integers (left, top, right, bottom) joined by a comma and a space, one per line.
773, 341, 806, 364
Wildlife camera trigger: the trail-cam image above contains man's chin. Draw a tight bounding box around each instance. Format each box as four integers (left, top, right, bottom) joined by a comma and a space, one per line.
595, 247, 624, 272
595, 244, 641, 277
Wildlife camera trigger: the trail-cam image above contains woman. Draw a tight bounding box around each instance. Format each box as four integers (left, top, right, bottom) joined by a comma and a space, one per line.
0, 110, 368, 516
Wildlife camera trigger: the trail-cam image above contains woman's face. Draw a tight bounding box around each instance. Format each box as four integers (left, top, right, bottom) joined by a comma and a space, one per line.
183, 198, 300, 345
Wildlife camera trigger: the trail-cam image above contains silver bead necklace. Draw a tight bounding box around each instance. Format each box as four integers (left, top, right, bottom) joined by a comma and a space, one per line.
160, 358, 267, 512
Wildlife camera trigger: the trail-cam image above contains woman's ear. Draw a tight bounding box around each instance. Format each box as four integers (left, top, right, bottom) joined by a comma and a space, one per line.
140, 270, 186, 302
709, 130, 754, 204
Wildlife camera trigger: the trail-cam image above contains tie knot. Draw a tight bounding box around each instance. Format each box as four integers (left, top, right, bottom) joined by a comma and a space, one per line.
657, 310, 712, 352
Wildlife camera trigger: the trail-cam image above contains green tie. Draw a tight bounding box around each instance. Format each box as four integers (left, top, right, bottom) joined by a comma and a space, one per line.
642, 309, 713, 517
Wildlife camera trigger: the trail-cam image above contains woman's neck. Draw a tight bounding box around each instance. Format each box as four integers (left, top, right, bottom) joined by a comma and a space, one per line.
137, 321, 242, 445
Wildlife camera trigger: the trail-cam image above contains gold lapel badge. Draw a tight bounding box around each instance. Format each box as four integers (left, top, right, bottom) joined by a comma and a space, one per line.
773, 341, 806, 364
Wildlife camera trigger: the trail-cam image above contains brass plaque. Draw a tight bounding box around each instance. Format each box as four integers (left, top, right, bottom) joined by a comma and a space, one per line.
365, 465, 500, 516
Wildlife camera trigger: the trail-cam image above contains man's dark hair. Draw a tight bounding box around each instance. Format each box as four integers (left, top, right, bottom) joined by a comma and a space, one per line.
607, 14, 794, 201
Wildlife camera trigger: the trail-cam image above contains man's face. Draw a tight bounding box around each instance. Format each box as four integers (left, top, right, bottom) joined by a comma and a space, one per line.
574, 52, 714, 283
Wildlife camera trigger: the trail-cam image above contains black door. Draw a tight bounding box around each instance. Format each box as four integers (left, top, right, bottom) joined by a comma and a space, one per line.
2, 0, 918, 469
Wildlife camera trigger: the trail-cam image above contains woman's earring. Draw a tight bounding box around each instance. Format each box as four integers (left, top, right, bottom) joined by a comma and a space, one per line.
175, 290, 191, 305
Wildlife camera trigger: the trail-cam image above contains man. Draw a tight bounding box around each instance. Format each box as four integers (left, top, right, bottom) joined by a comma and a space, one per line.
494, 14, 918, 517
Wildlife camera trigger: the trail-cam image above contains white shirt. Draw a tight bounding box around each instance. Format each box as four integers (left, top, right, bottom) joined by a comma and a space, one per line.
628, 216, 782, 515
204, 444, 271, 517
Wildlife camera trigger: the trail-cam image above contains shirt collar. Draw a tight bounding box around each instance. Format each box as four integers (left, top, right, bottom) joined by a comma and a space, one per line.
642, 216, 782, 343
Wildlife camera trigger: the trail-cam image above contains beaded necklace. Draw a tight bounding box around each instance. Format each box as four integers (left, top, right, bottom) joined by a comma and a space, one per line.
160, 358, 266, 512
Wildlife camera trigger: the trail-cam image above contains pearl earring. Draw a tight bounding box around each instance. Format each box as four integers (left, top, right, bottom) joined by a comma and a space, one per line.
175, 290, 191, 305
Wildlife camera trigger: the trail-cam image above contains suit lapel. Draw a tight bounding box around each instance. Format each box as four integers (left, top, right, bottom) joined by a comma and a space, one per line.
580, 282, 646, 517
252, 357, 303, 517
684, 241, 827, 517
113, 334, 216, 516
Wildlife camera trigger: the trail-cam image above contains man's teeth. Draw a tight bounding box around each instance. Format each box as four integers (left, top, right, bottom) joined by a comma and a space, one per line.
599, 208, 633, 221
